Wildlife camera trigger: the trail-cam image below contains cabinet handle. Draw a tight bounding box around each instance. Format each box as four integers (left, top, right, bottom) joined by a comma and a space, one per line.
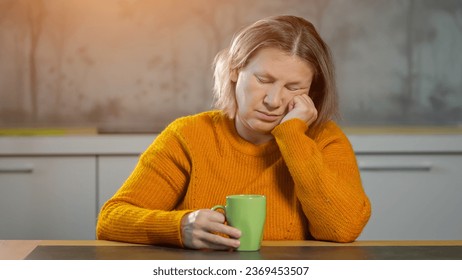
0, 164, 34, 173
359, 163, 432, 172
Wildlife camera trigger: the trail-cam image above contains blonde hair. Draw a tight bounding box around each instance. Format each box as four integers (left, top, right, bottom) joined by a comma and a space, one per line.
213, 15, 338, 132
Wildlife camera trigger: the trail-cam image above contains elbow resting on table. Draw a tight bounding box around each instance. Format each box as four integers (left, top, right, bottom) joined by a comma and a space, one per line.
311, 230, 360, 243
312, 206, 372, 243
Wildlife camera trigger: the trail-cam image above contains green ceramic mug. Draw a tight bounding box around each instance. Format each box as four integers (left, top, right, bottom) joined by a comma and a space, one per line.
211, 194, 266, 251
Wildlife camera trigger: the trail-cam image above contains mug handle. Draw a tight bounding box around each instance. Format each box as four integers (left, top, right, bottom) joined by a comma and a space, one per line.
211, 205, 225, 212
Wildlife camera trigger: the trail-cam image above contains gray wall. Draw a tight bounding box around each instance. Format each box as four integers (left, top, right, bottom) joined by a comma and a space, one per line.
1, 0, 461, 132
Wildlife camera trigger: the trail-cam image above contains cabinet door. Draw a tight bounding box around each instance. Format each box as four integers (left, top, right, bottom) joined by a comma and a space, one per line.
0, 157, 96, 239
357, 154, 462, 240
97, 155, 139, 211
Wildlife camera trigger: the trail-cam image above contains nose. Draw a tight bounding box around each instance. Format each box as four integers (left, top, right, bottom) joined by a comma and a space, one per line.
263, 85, 283, 109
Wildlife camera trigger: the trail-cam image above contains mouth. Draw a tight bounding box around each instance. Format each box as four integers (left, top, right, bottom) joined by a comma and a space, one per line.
255, 110, 282, 122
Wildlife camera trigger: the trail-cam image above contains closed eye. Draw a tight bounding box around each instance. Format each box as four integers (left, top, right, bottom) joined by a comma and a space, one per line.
286, 86, 301, 91
286, 86, 308, 92
255, 75, 273, 84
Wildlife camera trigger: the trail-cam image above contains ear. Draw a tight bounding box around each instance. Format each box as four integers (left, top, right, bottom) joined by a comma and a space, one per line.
230, 69, 238, 82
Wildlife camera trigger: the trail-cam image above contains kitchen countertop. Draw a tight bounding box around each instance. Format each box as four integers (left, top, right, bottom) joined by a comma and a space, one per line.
1, 130, 462, 155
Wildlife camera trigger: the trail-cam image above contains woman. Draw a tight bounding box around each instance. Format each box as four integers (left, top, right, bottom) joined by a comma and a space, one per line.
97, 15, 371, 250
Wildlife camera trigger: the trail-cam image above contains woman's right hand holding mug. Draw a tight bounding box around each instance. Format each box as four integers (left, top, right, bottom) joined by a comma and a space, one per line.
180, 209, 241, 250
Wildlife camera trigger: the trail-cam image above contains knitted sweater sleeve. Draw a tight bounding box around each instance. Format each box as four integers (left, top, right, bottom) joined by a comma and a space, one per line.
271, 119, 371, 242
96, 126, 192, 247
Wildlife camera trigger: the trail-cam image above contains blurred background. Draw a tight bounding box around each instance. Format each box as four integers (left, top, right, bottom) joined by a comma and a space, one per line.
1, 0, 461, 133
1, 0, 462, 242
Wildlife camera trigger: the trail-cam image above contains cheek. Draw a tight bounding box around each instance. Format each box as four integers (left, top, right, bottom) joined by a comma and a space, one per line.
234, 82, 246, 107
236, 79, 261, 106
236, 76, 255, 93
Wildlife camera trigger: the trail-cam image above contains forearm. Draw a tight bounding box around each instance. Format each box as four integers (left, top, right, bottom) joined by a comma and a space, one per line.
272, 119, 371, 242
96, 128, 193, 246
291, 154, 371, 242
97, 201, 190, 246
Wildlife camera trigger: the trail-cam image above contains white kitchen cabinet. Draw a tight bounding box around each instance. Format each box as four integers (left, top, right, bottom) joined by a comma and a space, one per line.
0, 156, 96, 239
97, 155, 140, 212
356, 154, 462, 240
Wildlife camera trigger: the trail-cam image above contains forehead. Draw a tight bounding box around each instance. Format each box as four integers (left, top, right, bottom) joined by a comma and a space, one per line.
244, 47, 314, 81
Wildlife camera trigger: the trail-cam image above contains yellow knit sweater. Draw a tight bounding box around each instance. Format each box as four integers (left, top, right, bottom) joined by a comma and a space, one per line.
97, 111, 371, 246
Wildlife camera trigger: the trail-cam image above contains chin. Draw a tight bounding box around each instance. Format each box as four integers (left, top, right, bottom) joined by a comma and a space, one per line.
251, 120, 278, 133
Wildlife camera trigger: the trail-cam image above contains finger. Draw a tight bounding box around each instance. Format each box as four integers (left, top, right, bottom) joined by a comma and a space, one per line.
186, 222, 240, 250
297, 94, 313, 105
206, 222, 241, 239
203, 209, 226, 223
198, 210, 241, 237
288, 99, 295, 111
199, 231, 241, 249
192, 239, 237, 251
292, 94, 310, 108
298, 95, 316, 112
187, 236, 235, 251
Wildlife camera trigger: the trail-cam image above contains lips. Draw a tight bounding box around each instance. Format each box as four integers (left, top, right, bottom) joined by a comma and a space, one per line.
256, 110, 282, 122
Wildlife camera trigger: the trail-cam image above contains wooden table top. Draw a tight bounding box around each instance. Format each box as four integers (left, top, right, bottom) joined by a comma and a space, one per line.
2, 240, 462, 260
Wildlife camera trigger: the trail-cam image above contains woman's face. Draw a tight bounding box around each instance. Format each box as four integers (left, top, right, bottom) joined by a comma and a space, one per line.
232, 47, 314, 144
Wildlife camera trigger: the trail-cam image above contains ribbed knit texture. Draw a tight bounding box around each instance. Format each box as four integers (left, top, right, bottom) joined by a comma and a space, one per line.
96, 111, 371, 247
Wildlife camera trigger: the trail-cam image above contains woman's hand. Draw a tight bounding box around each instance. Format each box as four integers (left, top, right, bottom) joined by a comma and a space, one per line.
181, 209, 241, 250
281, 94, 317, 126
